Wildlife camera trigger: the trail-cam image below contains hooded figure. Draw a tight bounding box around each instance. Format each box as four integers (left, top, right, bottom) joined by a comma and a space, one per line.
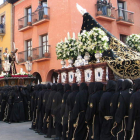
10, 86, 25, 122
37, 84, 49, 135
113, 79, 133, 140
86, 82, 104, 140
60, 84, 71, 140
99, 80, 116, 140
110, 79, 124, 140
73, 83, 88, 140
51, 83, 64, 140
66, 83, 79, 140
127, 78, 140, 140
44, 84, 57, 138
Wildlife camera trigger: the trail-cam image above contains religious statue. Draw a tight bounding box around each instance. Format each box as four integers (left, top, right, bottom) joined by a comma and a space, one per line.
3, 48, 9, 62
9, 48, 18, 75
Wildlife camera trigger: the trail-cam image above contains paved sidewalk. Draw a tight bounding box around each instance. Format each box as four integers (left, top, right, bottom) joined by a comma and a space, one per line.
0, 121, 51, 140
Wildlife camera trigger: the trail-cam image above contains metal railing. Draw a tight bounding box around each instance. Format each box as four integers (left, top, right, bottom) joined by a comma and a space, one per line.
18, 14, 32, 30
32, 45, 50, 60
116, 8, 134, 23
0, 24, 5, 34
32, 7, 50, 23
18, 45, 50, 63
95, 3, 116, 18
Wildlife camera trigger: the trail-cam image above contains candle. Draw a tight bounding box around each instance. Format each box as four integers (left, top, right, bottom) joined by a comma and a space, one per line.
67, 32, 70, 39
73, 32, 75, 39
65, 37, 67, 42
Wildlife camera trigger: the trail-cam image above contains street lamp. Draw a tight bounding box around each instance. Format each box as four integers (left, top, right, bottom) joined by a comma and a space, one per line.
25, 61, 32, 74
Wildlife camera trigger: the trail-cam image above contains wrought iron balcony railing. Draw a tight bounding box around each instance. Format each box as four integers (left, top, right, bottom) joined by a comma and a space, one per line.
116, 8, 134, 23
32, 7, 50, 23
95, 3, 116, 19
18, 45, 50, 63
32, 45, 50, 60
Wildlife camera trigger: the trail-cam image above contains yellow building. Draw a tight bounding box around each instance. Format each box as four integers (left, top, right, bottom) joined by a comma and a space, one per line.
0, 1, 12, 62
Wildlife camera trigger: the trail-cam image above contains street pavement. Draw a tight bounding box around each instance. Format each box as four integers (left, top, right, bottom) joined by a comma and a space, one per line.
0, 121, 52, 140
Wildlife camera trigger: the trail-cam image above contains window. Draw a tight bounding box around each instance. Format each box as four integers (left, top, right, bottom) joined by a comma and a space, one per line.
41, 0, 48, 15
118, 1, 126, 20
26, 39, 32, 57
26, 7, 32, 23
41, 34, 48, 54
120, 34, 127, 43
1, 15, 5, 24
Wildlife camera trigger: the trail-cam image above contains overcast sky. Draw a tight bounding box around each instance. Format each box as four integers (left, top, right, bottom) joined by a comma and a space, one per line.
0, 0, 3, 5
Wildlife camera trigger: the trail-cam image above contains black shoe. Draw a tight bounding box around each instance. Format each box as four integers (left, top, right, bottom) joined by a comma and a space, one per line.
29, 128, 33, 130
9, 122, 11, 124
38, 132, 44, 135
44, 135, 51, 138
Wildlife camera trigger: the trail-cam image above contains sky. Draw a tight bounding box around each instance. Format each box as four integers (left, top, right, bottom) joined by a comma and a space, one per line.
0, 0, 3, 5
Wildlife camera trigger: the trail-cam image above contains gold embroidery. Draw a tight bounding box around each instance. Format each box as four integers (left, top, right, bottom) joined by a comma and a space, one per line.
90, 103, 93, 108
62, 99, 64, 103
130, 102, 133, 109
118, 102, 120, 108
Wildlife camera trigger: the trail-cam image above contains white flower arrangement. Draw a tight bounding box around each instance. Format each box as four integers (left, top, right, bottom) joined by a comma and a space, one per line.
78, 27, 109, 54
56, 33, 79, 60
126, 34, 140, 52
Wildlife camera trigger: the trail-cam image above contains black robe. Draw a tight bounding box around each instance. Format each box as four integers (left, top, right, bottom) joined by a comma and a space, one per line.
127, 78, 140, 140
99, 80, 116, 140
110, 79, 124, 140
44, 84, 57, 137
114, 79, 133, 140
73, 83, 88, 140
61, 84, 71, 140
86, 82, 103, 140
66, 83, 79, 140
51, 83, 64, 138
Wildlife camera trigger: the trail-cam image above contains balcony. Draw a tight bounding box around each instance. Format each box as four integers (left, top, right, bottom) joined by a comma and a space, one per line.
18, 45, 50, 63
32, 7, 50, 26
32, 45, 50, 61
0, 25, 5, 41
116, 9, 134, 26
18, 15, 32, 32
95, 3, 116, 22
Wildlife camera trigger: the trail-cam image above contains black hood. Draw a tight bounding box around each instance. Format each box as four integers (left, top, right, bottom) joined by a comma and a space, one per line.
64, 84, 71, 92
122, 79, 133, 91
14, 86, 20, 92
133, 78, 140, 91
26, 85, 31, 92
116, 79, 124, 92
79, 83, 88, 91
94, 82, 103, 92
88, 82, 95, 95
57, 83, 64, 93
51, 84, 57, 91
42, 84, 47, 90
47, 83, 52, 90
106, 80, 116, 92
37, 84, 42, 90
71, 83, 79, 91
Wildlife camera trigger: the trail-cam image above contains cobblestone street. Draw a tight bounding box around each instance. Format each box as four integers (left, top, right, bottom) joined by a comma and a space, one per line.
0, 121, 51, 140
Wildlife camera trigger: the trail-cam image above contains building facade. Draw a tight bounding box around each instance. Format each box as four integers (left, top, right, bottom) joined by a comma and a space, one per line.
13, 0, 140, 83
0, 1, 13, 66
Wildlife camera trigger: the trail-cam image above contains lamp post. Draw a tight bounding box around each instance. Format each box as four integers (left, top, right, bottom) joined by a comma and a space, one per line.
25, 61, 32, 74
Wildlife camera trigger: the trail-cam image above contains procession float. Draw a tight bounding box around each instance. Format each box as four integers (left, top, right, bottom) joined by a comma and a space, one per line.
55, 4, 140, 85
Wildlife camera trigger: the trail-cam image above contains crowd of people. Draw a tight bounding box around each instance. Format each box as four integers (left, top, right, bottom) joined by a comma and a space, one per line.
0, 79, 140, 140
97, 0, 112, 16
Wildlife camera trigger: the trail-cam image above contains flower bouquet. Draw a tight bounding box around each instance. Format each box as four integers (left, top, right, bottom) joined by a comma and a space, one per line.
126, 34, 140, 52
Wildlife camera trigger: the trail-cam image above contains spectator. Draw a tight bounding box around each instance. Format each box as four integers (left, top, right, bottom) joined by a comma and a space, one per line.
36, 2, 44, 20
107, 0, 112, 17
97, 0, 102, 12
102, 0, 107, 15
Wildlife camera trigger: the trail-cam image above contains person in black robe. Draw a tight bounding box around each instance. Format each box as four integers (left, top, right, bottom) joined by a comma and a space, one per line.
86, 82, 104, 140
30, 85, 38, 130
0, 87, 3, 120
10, 86, 25, 122
51, 83, 64, 140
85, 82, 95, 140
37, 84, 48, 135
44, 83, 57, 138
60, 84, 71, 140
113, 79, 133, 140
127, 78, 140, 140
110, 79, 124, 140
41, 83, 52, 135
99, 80, 116, 140
72, 82, 88, 140
66, 83, 79, 140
